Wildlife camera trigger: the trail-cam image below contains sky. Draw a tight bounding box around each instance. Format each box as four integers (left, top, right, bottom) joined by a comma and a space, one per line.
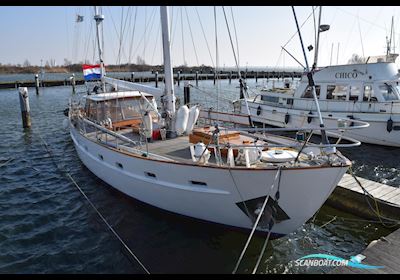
1, 6, 400, 69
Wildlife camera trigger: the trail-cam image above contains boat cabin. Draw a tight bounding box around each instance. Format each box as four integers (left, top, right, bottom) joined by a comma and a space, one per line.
257, 62, 400, 113
295, 62, 400, 103
83, 91, 158, 130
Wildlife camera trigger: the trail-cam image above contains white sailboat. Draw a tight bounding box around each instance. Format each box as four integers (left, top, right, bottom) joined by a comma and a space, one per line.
236, 8, 400, 147
67, 6, 363, 237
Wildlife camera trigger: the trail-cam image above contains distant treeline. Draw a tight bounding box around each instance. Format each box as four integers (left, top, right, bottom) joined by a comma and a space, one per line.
0, 63, 214, 75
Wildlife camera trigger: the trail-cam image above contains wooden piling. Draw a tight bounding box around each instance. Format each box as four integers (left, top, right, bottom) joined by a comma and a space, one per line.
18, 87, 31, 128
177, 71, 181, 86
255, 72, 258, 83
195, 71, 199, 87
229, 71, 232, 84
184, 82, 190, 105
34, 74, 40, 95
213, 71, 216, 85
71, 74, 76, 94
155, 71, 159, 88
131, 72, 135, 82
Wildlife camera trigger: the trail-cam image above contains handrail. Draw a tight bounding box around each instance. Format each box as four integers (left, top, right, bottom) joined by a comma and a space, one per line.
79, 117, 174, 161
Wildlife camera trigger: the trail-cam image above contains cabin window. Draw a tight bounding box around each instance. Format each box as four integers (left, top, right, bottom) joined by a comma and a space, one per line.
302, 85, 320, 99
363, 84, 377, 102
379, 83, 399, 101
261, 95, 279, 103
327, 85, 347, 100
349, 86, 361, 101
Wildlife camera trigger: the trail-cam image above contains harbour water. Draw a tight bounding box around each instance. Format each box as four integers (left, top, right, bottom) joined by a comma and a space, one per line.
0, 77, 397, 273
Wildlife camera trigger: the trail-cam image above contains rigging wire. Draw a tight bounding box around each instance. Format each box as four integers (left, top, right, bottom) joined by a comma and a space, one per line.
312, 6, 317, 53
230, 6, 240, 67
195, 7, 215, 67
150, 21, 161, 65
184, 7, 200, 66
273, 6, 317, 71
222, 7, 240, 76
64, 8, 71, 63
357, 14, 365, 59
141, 7, 158, 65
341, 9, 358, 62
128, 7, 138, 64
336, 6, 400, 37
171, 6, 180, 49
36, 133, 150, 274
282, 6, 318, 49
214, 6, 220, 117
232, 167, 282, 274
117, 7, 124, 65
105, 7, 119, 64
181, 7, 186, 65
117, 6, 131, 64
83, 10, 94, 62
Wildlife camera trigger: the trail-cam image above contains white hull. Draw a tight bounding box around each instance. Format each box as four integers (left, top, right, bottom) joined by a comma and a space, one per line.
244, 102, 400, 147
70, 126, 348, 236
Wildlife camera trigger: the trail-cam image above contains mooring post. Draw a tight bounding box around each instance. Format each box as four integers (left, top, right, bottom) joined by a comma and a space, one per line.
239, 79, 244, 99
195, 71, 199, 86
155, 71, 159, 88
184, 81, 191, 105
18, 87, 31, 128
213, 71, 216, 85
71, 73, 76, 94
131, 72, 135, 82
177, 71, 181, 86
256, 72, 258, 83
229, 71, 232, 84
34, 74, 40, 95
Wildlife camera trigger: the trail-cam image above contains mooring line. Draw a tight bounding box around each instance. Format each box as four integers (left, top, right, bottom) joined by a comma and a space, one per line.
37, 133, 150, 274
232, 167, 281, 274
0, 157, 14, 168
349, 166, 400, 228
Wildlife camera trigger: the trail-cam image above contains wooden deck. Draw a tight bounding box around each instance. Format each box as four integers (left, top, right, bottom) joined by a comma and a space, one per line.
329, 228, 400, 274
327, 173, 400, 221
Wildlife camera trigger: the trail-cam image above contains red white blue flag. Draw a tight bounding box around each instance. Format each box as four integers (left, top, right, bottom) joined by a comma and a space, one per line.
82, 64, 101, 81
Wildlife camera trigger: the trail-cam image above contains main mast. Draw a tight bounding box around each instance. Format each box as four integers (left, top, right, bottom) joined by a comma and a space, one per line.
160, 6, 176, 135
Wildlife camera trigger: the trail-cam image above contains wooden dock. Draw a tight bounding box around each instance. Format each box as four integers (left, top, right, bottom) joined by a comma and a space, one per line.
329, 228, 400, 274
328, 173, 400, 221
0, 70, 302, 90
325, 173, 400, 274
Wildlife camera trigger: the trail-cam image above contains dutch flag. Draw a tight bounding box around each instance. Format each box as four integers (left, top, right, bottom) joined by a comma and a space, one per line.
82, 64, 102, 81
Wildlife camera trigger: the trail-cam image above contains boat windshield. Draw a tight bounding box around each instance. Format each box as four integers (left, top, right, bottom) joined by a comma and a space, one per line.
85, 97, 157, 123
379, 83, 400, 101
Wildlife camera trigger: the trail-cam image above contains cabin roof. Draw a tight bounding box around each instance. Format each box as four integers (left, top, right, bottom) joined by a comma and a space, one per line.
305, 62, 400, 83
86, 91, 153, 102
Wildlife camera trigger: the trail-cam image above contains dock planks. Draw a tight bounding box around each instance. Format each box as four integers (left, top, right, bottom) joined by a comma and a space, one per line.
326, 173, 400, 274
330, 228, 400, 274
327, 173, 400, 222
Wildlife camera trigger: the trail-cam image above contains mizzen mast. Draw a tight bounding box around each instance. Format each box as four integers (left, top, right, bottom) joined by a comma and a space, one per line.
94, 6, 106, 90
